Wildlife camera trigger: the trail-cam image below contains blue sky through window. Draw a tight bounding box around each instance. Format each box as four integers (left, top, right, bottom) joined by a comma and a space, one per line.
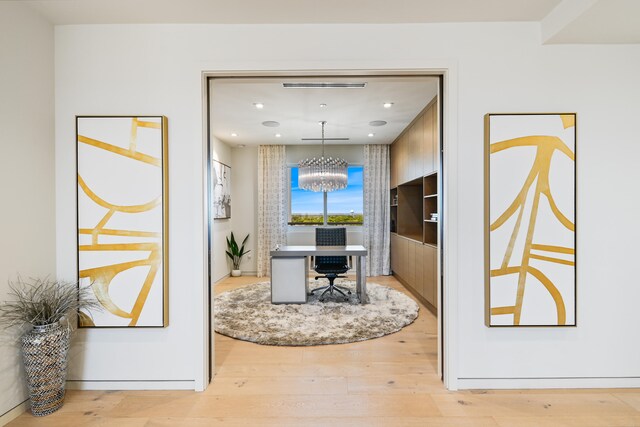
291, 166, 363, 214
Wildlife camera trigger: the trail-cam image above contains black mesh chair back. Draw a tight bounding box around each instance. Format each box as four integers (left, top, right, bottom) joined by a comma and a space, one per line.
315, 227, 348, 267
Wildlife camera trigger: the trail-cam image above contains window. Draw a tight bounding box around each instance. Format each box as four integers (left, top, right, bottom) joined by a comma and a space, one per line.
289, 165, 363, 225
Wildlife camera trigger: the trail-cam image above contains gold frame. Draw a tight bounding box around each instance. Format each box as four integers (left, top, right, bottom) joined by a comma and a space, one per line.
76, 115, 169, 328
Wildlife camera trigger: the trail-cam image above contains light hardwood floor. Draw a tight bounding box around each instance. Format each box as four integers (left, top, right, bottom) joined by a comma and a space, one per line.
9, 275, 640, 426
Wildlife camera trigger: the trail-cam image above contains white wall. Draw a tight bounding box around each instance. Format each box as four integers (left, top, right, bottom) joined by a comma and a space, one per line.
0, 2, 55, 419
54, 22, 640, 389
55, 25, 206, 390
230, 146, 259, 274
210, 136, 233, 282
449, 31, 640, 389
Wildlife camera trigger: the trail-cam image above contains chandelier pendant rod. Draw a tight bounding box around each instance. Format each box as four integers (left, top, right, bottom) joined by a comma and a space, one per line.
321, 120, 326, 158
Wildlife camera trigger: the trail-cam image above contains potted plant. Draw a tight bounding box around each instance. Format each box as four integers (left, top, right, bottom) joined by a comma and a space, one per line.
226, 232, 250, 277
0, 277, 101, 416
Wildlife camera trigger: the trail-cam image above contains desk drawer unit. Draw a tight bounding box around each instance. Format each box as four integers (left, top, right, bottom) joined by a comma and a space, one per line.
271, 257, 308, 304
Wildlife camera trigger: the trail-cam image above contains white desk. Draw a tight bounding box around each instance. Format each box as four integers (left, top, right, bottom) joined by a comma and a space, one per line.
270, 245, 368, 304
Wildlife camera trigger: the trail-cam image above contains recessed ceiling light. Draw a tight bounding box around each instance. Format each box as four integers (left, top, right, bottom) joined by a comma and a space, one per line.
369, 120, 387, 127
237, 144, 246, 148
231, 133, 238, 137
368, 133, 375, 137
254, 102, 264, 109
383, 102, 394, 108
262, 121, 280, 127
275, 133, 281, 138
319, 103, 327, 108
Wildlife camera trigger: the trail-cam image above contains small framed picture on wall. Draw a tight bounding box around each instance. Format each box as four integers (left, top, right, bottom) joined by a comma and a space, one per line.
212, 159, 231, 219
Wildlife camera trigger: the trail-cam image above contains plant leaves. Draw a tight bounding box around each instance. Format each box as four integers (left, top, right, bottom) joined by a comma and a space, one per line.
227, 233, 250, 269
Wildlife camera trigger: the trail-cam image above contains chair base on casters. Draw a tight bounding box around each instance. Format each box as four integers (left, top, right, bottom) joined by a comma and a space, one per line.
310, 275, 351, 301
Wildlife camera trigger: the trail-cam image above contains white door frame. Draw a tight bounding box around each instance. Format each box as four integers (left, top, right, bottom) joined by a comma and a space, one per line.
198, 65, 459, 391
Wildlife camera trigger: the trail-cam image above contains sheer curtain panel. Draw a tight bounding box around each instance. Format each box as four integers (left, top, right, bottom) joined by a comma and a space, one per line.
363, 144, 391, 276
257, 145, 288, 277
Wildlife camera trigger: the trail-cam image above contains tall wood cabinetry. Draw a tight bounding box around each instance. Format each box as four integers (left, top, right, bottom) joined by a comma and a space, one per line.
390, 96, 439, 312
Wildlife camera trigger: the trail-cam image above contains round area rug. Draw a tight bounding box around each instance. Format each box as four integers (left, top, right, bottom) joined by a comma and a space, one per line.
214, 280, 419, 346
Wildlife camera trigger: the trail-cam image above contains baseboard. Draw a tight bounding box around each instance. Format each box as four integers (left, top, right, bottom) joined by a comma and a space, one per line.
215, 272, 258, 283
457, 377, 640, 389
213, 273, 230, 283
66, 380, 195, 390
0, 399, 29, 425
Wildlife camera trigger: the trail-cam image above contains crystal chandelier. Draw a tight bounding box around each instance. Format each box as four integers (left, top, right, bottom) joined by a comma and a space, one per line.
298, 121, 348, 192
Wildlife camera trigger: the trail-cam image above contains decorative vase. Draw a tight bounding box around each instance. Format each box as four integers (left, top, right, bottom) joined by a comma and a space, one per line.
231, 269, 242, 277
21, 322, 70, 416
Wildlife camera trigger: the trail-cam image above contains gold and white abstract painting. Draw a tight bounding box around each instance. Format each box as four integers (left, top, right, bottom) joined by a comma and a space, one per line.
485, 113, 576, 327
77, 116, 168, 327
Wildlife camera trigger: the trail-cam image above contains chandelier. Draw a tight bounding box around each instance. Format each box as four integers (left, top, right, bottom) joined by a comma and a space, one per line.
298, 121, 348, 192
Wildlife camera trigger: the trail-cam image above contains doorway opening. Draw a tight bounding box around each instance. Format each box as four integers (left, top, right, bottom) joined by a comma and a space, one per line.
204, 72, 446, 388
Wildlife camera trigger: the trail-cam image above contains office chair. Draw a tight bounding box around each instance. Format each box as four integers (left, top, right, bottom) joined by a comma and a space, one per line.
310, 227, 351, 302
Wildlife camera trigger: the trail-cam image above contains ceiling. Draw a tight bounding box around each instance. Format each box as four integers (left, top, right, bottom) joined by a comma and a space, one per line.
210, 76, 439, 147
21, 0, 640, 42
24, 0, 561, 25
542, 0, 640, 44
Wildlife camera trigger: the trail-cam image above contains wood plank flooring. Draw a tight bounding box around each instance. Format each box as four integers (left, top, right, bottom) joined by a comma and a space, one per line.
9, 275, 640, 426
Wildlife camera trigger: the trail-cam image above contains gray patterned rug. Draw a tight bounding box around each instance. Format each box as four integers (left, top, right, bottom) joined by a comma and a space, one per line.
214, 280, 419, 346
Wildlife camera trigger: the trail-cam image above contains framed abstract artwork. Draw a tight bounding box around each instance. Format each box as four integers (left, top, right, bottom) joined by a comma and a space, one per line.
76, 116, 168, 327
212, 160, 231, 219
485, 113, 576, 327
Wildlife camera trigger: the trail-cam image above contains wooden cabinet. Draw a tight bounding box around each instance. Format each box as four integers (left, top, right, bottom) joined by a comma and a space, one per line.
404, 126, 412, 182
396, 134, 403, 185
431, 245, 437, 305
390, 233, 399, 273
423, 244, 437, 306
390, 96, 438, 187
411, 119, 417, 180
414, 242, 424, 296
407, 239, 416, 288
389, 94, 439, 311
431, 103, 439, 172
402, 132, 410, 183
423, 102, 434, 173
390, 236, 437, 310
412, 115, 424, 181
393, 111, 429, 183
398, 236, 408, 280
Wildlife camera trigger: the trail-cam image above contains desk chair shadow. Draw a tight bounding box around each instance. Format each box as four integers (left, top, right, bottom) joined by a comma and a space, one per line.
310, 227, 351, 302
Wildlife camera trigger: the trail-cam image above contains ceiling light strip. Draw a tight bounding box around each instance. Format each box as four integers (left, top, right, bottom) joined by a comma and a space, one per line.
283, 83, 367, 89
301, 138, 350, 141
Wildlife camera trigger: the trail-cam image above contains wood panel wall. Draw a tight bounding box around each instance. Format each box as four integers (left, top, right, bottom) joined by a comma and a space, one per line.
389, 96, 439, 312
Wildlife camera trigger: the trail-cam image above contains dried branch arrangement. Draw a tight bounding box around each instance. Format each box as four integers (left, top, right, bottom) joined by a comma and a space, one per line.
0, 277, 101, 328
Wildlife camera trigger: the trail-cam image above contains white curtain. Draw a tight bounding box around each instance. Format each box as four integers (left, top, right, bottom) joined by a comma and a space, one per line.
363, 145, 391, 276
257, 145, 288, 277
